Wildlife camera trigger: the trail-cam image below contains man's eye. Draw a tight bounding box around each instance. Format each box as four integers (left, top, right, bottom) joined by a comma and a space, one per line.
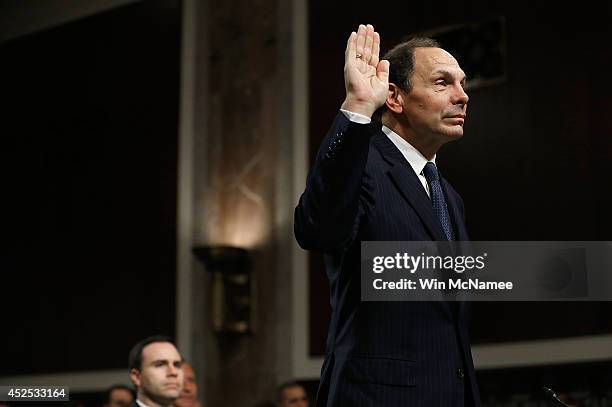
435, 79, 447, 86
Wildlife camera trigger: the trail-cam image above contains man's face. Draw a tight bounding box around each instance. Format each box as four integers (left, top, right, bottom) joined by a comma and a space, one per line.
108, 388, 134, 407
401, 47, 469, 142
279, 385, 308, 407
174, 363, 198, 407
130, 342, 183, 405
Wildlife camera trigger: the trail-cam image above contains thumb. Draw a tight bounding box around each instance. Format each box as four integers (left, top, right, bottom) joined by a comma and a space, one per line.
376, 60, 390, 83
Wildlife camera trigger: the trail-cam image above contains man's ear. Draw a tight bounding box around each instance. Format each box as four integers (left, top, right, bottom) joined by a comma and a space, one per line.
386, 83, 404, 114
130, 368, 141, 388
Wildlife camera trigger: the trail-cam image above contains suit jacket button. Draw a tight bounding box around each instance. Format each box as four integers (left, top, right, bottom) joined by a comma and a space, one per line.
456, 368, 464, 379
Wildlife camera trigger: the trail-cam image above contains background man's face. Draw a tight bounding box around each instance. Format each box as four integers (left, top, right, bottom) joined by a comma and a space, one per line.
130, 342, 184, 405
279, 385, 308, 407
402, 47, 469, 142
174, 363, 198, 407
108, 388, 134, 407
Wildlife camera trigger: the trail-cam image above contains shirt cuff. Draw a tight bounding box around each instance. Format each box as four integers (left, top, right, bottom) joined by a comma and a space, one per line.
340, 109, 372, 124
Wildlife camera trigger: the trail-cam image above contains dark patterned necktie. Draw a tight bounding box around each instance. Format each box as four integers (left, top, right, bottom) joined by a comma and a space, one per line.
423, 162, 455, 241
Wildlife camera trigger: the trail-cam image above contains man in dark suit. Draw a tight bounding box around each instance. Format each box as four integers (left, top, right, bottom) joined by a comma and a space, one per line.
294, 24, 479, 406
127, 335, 183, 407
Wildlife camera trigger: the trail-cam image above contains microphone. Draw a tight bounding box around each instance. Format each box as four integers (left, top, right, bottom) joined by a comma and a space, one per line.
541, 387, 571, 407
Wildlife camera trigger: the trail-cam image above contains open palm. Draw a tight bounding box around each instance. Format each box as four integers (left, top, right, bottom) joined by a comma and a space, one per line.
342, 24, 389, 117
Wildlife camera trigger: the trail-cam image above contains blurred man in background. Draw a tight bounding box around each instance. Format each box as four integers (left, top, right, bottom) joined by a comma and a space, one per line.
128, 335, 183, 407
277, 382, 308, 407
174, 362, 203, 407
103, 384, 134, 407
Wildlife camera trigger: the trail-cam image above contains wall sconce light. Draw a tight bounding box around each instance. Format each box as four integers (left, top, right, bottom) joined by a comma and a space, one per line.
192, 245, 251, 335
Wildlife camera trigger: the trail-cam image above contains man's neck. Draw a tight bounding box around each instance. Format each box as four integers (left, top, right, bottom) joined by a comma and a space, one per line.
382, 115, 442, 160
137, 393, 173, 407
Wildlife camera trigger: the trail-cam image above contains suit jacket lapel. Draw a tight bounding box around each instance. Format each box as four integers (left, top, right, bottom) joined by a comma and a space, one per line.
441, 179, 468, 241
439, 182, 471, 319
373, 131, 458, 321
372, 132, 447, 241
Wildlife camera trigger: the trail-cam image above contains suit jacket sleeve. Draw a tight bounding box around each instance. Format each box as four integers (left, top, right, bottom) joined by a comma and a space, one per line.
294, 111, 377, 253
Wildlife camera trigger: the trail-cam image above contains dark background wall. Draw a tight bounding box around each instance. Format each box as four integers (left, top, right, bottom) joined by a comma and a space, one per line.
2, 0, 612, 404
0, 0, 181, 375
308, 0, 612, 355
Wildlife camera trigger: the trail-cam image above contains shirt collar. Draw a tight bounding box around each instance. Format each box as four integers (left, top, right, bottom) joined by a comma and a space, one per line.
381, 124, 436, 175
136, 400, 150, 407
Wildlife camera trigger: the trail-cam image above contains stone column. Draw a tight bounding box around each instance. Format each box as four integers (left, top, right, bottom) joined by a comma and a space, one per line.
186, 0, 300, 404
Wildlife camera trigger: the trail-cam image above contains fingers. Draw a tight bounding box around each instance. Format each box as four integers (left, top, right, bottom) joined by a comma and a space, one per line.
355, 24, 366, 64
347, 24, 381, 70
376, 59, 390, 83
364, 25, 374, 64
371, 31, 380, 67
345, 31, 356, 60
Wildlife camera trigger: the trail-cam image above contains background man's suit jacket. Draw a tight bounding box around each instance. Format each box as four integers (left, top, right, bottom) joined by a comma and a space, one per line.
295, 113, 481, 407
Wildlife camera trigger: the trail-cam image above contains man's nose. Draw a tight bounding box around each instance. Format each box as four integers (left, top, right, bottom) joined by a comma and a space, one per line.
452, 84, 469, 105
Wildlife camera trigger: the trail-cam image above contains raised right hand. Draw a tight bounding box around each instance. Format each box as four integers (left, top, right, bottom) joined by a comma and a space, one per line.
340, 24, 390, 118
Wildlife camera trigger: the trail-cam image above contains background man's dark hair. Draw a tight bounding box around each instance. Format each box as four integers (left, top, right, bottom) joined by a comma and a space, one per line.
105, 384, 134, 402
374, 37, 440, 120
128, 335, 173, 371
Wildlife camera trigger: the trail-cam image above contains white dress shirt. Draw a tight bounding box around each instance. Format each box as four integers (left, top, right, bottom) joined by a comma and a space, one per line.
340, 109, 435, 197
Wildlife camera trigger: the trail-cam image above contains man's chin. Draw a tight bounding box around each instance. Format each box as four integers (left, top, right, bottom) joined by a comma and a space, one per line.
441, 125, 464, 139
159, 390, 181, 401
